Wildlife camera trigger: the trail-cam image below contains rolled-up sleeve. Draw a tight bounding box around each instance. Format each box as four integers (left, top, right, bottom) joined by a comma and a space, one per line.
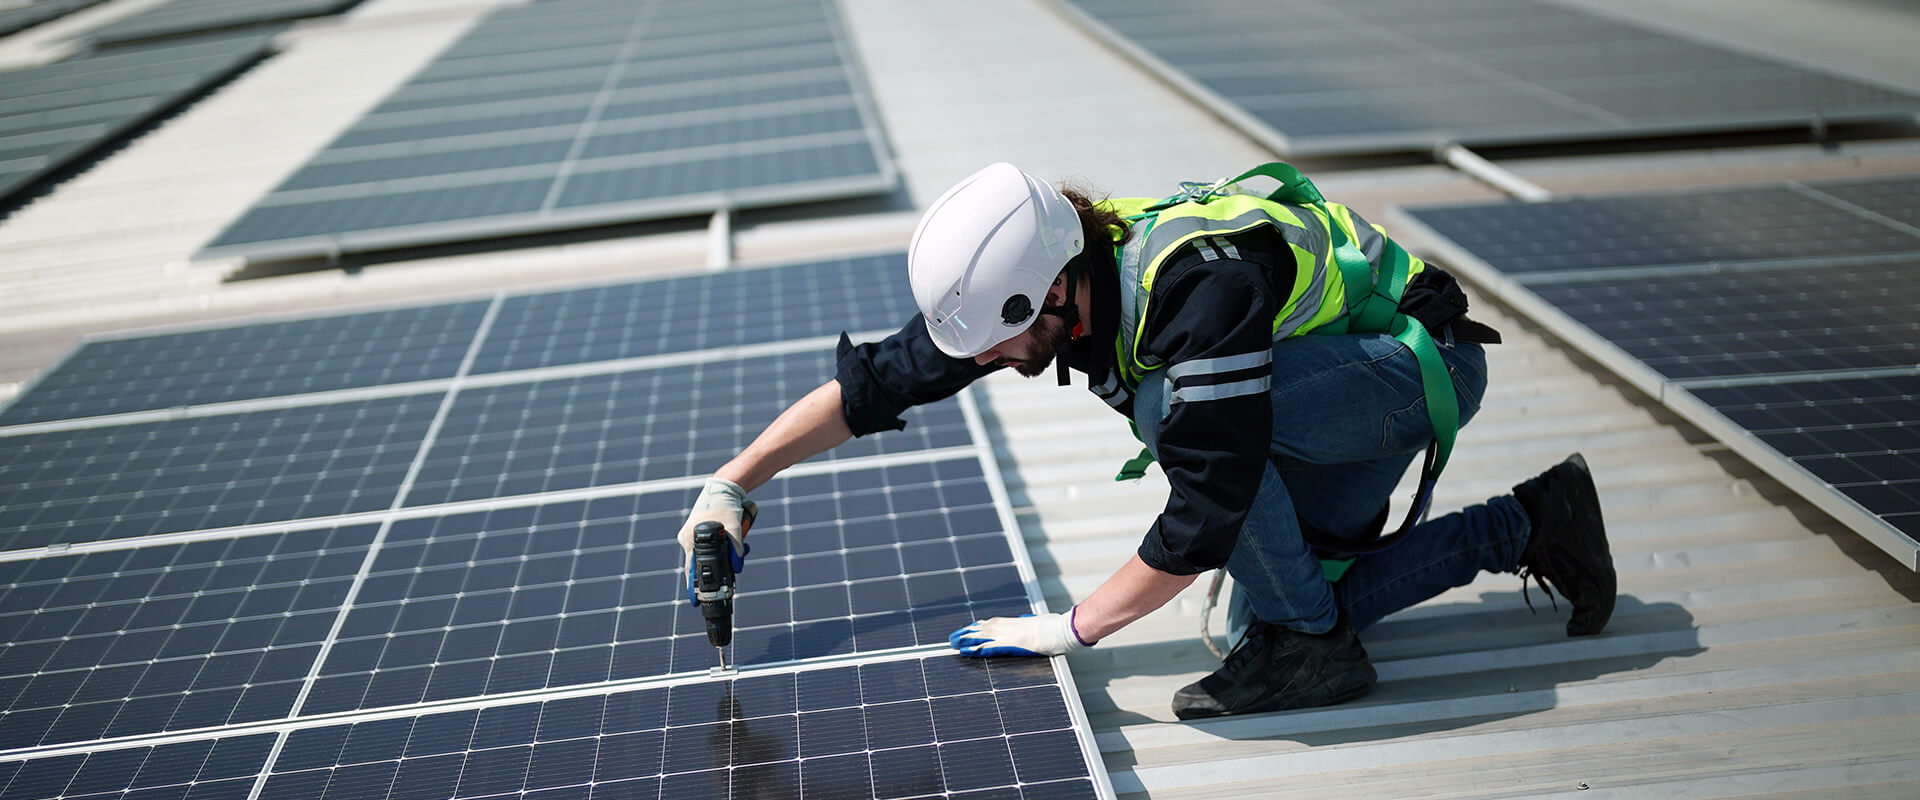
835, 314, 999, 436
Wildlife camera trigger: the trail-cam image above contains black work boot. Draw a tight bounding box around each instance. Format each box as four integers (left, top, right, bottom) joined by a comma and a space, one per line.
1171, 612, 1376, 721
1512, 453, 1615, 637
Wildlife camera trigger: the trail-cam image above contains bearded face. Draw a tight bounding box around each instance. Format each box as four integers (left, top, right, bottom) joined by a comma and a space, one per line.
993, 308, 1074, 377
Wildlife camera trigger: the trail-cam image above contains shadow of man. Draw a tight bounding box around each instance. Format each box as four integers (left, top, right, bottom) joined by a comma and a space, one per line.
1086, 593, 1702, 750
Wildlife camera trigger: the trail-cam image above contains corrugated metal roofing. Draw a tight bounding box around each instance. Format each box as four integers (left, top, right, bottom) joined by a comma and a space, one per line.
979, 296, 1920, 797
1, 0, 1917, 797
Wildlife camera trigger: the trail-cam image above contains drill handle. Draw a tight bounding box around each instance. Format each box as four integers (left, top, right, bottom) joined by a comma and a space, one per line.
691, 521, 735, 602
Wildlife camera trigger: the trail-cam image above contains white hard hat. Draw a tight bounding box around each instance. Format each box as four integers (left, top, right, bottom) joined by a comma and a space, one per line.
909, 162, 1085, 359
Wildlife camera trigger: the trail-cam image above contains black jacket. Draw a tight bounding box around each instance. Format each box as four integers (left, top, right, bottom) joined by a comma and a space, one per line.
835, 225, 1304, 576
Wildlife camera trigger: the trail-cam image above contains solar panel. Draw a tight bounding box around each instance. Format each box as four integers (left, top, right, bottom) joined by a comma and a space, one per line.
1691, 375, 1920, 539
0, 526, 375, 749
197, 0, 896, 263
1798, 175, 1920, 231
81, 0, 362, 47
0, 248, 1113, 795
1401, 184, 1920, 276
265, 655, 1098, 800
1394, 176, 1920, 568
0, 394, 440, 552
472, 253, 911, 374
303, 457, 1027, 715
406, 350, 969, 508
0, 733, 274, 799
0, 0, 107, 38
0, 33, 272, 202
0, 300, 490, 426
1529, 259, 1920, 381
1054, 0, 1920, 156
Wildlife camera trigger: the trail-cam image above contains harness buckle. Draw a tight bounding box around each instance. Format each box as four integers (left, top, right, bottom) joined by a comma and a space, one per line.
1142, 179, 1226, 213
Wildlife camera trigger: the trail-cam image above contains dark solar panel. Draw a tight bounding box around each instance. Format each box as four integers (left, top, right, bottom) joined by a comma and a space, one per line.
197, 0, 894, 263
405, 350, 970, 508
1403, 185, 1920, 276
1530, 260, 1920, 381
1058, 0, 1920, 156
473, 253, 909, 374
303, 458, 1027, 714
0, 0, 107, 37
82, 0, 362, 47
0, 301, 489, 426
0, 33, 272, 201
265, 655, 1095, 800
1800, 175, 1920, 231
0, 734, 273, 799
0, 526, 375, 749
1692, 375, 1920, 537
0, 394, 440, 552
1401, 177, 1920, 564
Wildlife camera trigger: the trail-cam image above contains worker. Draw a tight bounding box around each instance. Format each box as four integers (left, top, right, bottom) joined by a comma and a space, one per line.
678, 163, 1614, 720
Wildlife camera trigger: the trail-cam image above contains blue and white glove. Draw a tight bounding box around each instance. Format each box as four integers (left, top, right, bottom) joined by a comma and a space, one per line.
950, 608, 1092, 657
678, 477, 756, 605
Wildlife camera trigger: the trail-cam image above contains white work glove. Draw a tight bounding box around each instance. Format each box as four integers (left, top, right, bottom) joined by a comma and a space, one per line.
949, 608, 1092, 658
678, 477, 757, 603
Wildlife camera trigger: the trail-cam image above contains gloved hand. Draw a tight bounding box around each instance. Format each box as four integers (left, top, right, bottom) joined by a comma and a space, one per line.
949, 608, 1092, 657
679, 477, 756, 604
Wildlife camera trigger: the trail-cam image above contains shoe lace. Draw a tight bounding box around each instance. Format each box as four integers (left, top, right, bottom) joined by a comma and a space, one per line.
1517, 567, 1559, 614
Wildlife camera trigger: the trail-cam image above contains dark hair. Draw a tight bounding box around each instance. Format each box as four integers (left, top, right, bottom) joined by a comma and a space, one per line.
1059, 185, 1130, 277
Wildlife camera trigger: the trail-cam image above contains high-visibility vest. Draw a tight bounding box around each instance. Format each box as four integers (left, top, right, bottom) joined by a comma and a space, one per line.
1098, 163, 1461, 579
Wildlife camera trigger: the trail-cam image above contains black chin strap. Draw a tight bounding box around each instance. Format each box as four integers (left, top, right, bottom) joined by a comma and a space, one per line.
1047, 270, 1081, 386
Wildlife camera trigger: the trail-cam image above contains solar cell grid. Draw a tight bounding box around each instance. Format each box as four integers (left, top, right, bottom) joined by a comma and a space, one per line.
405, 350, 969, 508
580, 105, 864, 161
82, 0, 361, 47
0, 394, 440, 552
264, 655, 1094, 800
552, 139, 882, 211
0, 301, 489, 426
1692, 375, 1920, 536
0, 526, 374, 750
1401, 177, 1920, 564
198, 0, 894, 262
0, 734, 273, 800
303, 458, 1027, 715
1803, 175, 1920, 231
1404, 186, 1920, 276
329, 108, 590, 151
0, 33, 272, 200
472, 253, 910, 373
1530, 260, 1920, 381
1059, 0, 1920, 155
284, 100, 863, 194
0, 0, 107, 38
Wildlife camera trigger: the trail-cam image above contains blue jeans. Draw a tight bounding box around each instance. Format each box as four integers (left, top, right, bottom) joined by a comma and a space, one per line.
1132, 329, 1529, 640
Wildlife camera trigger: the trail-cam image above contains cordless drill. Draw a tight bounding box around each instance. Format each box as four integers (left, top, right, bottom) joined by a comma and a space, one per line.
690, 520, 739, 670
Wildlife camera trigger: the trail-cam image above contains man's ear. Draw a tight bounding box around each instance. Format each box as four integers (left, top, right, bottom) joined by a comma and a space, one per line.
1046, 272, 1068, 304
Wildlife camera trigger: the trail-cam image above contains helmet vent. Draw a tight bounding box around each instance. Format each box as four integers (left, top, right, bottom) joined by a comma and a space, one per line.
1000, 295, 1033, 326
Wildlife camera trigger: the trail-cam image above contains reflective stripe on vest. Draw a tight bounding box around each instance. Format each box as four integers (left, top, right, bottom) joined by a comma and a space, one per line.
1096, 193, 1424, 391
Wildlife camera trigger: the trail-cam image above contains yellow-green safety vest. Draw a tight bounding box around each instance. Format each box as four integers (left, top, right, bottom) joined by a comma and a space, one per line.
1098, 163, 1461, 581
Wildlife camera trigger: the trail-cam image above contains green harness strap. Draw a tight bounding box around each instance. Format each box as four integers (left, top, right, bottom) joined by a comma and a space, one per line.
1115, 163, 1462, 580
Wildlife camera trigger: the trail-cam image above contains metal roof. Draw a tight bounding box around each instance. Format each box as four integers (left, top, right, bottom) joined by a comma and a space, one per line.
1, 0, 1917, 797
